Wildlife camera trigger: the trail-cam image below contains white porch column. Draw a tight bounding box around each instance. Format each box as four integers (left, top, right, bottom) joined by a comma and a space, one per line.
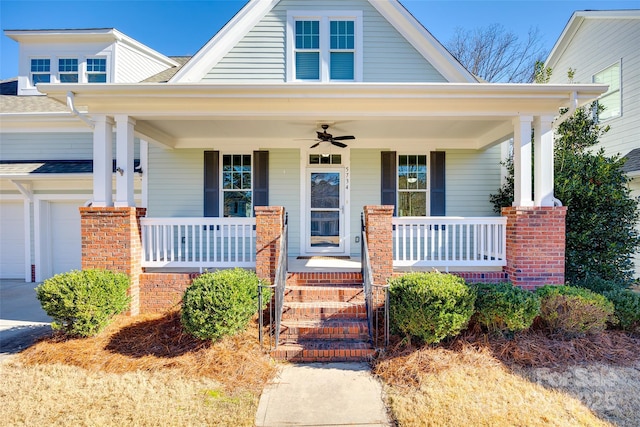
114, 114, 136, 207
512, 115, 534, 207
92, 115, 113, 207
534, 115, 555, 207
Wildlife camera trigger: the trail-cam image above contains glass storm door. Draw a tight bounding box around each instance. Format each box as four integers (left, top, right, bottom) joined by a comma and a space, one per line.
307, 170, 344, 253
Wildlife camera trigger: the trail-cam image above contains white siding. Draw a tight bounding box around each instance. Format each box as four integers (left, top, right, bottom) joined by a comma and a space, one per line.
204, 0, 446, 83
548, 18, 640, 158
269, 149, 301, 255
350, 148, 380, 255
147, 146, 203, 217
114, 42, 173, 83
446, 147, 502, 217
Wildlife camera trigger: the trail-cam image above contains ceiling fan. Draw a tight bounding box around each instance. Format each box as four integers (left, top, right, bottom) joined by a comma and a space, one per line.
309, 124, 355, 148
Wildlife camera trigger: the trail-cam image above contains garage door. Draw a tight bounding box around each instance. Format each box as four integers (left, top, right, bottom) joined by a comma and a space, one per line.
50, 201, 82, 276
0, 201, 26, 279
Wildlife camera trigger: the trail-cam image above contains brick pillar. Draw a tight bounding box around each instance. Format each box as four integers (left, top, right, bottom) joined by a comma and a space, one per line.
363, 205, 394, 286
502, 206, 567, 290
255, 206, 285, 283
80, 207, 146, 315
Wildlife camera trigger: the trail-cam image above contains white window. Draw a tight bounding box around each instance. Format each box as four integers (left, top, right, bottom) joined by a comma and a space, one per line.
398, 155, 428, 217
593, 62, 621, 121
59, 58, 78, 83
30, 58, 50, 85
287, 11, 362, 82
222, 154, 252, 217
87, 57, 107, 83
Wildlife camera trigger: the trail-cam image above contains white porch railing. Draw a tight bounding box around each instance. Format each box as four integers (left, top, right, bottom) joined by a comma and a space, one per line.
141, 217, 256, 268
392, 217, 507, 267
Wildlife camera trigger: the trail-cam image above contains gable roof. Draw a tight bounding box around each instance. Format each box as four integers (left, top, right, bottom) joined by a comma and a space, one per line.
545, 10, 640, 69
171, 0, 476, 83
622, 148, 640, 174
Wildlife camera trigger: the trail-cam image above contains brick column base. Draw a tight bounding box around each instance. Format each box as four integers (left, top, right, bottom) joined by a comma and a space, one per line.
502, 206, 567, 290
363, 205, 394, 287
80, 207, 146, 315
255, 206, 285, 283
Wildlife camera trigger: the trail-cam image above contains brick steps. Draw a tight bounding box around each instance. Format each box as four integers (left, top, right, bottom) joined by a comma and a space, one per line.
271, 272, 373, 362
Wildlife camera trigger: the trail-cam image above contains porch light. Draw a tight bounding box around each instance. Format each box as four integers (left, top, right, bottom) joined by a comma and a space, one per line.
321, 153, 330, 158
407, 176, 418, 184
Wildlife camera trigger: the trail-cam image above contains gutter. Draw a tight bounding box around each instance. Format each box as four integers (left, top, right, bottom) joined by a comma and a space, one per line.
66, 91, 94, 129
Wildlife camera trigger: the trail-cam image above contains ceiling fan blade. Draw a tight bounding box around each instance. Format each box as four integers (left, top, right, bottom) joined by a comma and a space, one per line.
310, 142, 321, 148
332, 135, 355, 141
330, 140, 348, 148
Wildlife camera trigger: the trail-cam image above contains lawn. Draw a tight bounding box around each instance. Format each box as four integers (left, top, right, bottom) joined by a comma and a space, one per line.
0, 310, 276, 427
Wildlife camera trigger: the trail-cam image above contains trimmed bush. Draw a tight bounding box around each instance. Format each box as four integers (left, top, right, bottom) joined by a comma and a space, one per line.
603, 289, 640, 333
472, 282, 540, 335
571, 275, 628, 293
389, 272, 475, 345
536, 285, 615, 337
35, 269, 130, 337
181, 268, 265, 341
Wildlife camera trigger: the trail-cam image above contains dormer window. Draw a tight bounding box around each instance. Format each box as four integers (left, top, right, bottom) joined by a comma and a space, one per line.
30, 59, 50, 85
59, 58, 78, 83
87, 57, 107, 83
287, 11, 362, 82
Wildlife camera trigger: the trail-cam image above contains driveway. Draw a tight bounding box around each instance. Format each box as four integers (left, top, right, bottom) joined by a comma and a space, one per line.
0, 279, 52, 360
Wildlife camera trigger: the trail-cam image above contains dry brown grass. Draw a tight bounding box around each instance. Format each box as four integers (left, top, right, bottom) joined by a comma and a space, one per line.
374, 330, 640, 427
0, 310, 276, 426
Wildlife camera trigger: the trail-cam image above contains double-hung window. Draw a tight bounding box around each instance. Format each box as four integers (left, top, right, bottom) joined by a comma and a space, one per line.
398, 155, 428, 216
593, 62, 621, 121
222, 154, 252, 217
87, 57, 107, 83
30, 59, 50, 85
288, 11, 362, 82
59, 58, 78, 83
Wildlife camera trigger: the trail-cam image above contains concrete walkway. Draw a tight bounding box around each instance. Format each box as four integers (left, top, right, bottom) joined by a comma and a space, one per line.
256, 362, 391, 427
0, 279, 52, 361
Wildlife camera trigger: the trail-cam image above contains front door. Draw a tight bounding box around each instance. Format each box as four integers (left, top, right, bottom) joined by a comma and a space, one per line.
306, 169, 345, 253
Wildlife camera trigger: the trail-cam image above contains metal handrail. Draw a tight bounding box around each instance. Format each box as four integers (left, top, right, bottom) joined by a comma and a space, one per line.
361, 214, 389, 349
259, 213, 288, 351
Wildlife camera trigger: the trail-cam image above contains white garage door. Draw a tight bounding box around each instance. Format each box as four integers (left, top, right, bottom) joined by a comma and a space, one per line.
50, 201, 82, 276
0, 201, 26, 279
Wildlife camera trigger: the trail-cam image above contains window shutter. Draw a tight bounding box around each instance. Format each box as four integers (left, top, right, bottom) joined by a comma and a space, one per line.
381, 151, 397, 214
430, 151, 446, 216
204, 151, 219, 217
253, 151, 269, 211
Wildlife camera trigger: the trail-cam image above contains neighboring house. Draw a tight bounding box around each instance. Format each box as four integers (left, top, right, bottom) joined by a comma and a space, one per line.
1, 0, 605, 302
545, 10, 640, 279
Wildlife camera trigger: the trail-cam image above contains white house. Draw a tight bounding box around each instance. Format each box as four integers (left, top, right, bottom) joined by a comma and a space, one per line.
545, 10, 640, 278
1, 0, 605, 292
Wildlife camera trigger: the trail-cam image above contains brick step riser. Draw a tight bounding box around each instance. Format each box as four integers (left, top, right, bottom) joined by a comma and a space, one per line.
281, 307, 367, 321
280, 326, 369, 341
284, 289, 364, 303
271, 348, 375, 362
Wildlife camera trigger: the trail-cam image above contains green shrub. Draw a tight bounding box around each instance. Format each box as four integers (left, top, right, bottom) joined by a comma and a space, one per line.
571, 275, 628, 293
536, 285, 615, 337
472, 283, 540, 335
35, 269, 130, 337
603, 289, 640, 333
389, 272, 475, 345
181, 268, 265, 341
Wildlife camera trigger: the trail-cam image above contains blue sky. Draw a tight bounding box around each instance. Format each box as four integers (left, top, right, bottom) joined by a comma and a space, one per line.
1, 0, 639, 79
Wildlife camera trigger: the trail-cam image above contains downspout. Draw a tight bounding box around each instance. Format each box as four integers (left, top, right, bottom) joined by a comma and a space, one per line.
549, 91, 578, 207
66, 91, 95, 129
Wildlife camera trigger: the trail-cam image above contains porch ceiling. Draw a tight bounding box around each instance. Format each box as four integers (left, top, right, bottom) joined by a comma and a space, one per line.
39, 82, 608, 149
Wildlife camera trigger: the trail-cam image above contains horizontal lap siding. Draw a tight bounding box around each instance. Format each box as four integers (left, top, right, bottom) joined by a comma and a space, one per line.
115, 43, 172, 83
269, 149, 301, 256
350, 149, 381, 255
548, 18, 640, 158
0, 132, 93, 160
203, 0, 446, 83
147, 146, 203, 217
446, 147, 502, 217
